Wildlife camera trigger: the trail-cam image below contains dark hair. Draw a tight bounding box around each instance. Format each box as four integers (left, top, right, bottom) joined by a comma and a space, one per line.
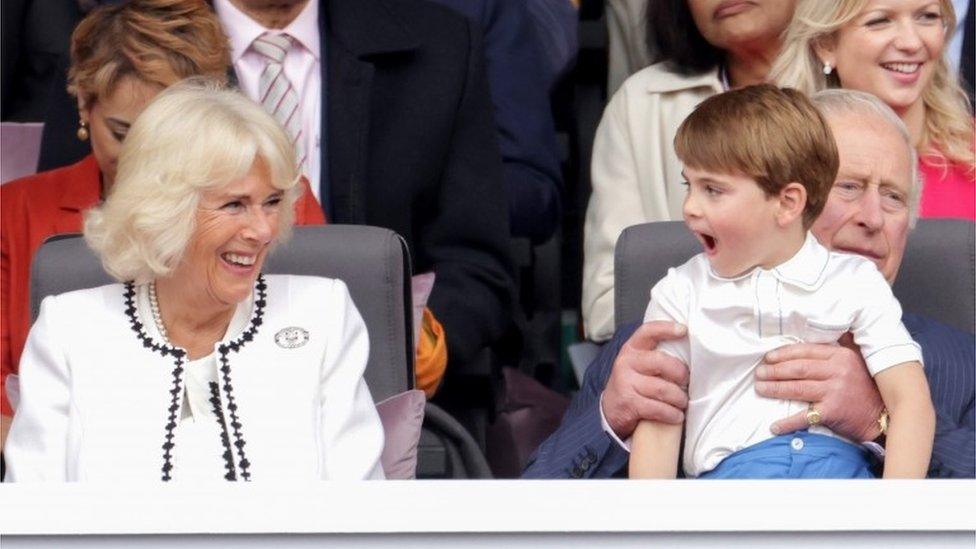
646, 0, 723, 75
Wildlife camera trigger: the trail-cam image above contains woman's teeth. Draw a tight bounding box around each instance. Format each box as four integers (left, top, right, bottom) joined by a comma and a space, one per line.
223, 253, 255, 266
882, 62, 920, 74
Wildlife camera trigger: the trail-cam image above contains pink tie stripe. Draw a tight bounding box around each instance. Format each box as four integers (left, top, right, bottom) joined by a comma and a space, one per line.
253, 32, 306, 174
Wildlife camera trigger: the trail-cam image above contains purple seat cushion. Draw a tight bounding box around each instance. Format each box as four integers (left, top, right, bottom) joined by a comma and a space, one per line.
376, 389, 426, 479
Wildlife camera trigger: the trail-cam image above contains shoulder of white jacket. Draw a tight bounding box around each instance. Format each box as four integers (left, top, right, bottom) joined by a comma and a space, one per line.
617, 62, 723, 95
262, 273, 349, 299
47, 282, 125, 309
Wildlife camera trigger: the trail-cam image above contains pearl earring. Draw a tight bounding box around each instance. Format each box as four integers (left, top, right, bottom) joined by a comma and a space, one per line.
823, 62, 833, 76
76, 119, 89, 141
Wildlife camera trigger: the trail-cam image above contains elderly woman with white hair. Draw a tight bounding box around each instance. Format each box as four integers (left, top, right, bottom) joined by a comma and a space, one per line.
4, 81, 384, 482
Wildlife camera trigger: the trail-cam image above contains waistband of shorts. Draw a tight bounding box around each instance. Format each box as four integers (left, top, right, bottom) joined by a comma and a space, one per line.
720, 430, 870, 465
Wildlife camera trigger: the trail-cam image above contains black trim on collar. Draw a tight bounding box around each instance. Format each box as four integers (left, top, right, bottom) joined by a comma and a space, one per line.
215, 276, 267, 481
209, 382, 237, 481
122, 275, 267, 482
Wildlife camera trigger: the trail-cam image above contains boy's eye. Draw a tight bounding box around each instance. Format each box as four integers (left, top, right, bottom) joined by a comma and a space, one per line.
705, 185, 722, 196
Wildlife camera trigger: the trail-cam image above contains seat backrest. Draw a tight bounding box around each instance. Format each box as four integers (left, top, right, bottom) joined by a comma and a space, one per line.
615, 219, 975, 334
29, 225, 414, 401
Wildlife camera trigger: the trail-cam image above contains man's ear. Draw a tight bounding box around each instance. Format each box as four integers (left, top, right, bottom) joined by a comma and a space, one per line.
777, 182, 807, 227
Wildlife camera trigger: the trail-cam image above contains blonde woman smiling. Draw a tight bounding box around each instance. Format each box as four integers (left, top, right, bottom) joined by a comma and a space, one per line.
771, 0, 975, 220
4, 81, 383, 482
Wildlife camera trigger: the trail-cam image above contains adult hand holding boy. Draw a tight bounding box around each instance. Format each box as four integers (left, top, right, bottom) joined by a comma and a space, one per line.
757, 333, 886, 443
601, 321, 689, 440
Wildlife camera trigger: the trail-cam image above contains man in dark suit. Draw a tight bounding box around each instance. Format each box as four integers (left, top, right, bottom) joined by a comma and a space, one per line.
524, 91, 975, 480
210, 0, 518, 395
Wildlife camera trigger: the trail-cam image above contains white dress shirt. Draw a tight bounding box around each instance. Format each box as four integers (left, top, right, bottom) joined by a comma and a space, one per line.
214, 0, 323, 201
638, 232, 923, 477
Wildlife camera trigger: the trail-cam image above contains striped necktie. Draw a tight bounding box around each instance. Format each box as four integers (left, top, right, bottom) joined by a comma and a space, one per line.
251, 32, 306, 172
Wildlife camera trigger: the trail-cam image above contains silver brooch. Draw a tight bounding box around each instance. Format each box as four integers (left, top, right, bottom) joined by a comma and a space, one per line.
274, 327, 309, 349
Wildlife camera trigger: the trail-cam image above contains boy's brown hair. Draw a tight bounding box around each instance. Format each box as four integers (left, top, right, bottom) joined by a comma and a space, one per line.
674, 84, 839, 227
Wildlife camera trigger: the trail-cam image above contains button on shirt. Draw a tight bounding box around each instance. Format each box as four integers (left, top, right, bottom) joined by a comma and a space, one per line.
214, 0, 323, 201
642, 232, 922, 477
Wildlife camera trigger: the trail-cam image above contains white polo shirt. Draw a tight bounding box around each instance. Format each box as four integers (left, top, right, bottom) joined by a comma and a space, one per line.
644, 232, 922, 477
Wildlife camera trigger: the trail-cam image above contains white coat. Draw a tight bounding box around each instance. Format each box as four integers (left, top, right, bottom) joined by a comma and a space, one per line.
5, 274, 385, 482
582, 63, 724, 341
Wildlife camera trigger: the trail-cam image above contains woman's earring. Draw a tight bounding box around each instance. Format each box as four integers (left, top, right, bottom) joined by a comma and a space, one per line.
76, 119, 89, 141
823, 62, 833, 76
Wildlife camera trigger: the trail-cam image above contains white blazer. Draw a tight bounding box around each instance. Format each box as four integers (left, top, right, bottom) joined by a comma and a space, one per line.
5, 274, 385, 482
582, 63, 724, 342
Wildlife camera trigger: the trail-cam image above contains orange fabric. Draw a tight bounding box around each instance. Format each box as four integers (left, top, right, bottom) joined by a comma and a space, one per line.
0, 156, 325, 415
415, 307, 447, 398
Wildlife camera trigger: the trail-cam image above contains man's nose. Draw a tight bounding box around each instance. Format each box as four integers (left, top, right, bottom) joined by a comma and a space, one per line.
855, 189, 885, 231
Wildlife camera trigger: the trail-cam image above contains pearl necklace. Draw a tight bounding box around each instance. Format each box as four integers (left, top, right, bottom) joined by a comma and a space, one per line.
148, 281, 170, 344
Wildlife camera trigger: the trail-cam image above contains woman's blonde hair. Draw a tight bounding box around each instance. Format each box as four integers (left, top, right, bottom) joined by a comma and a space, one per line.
85, 78, 302, 283
770, 0, 974, 170
68, 0, 230, 106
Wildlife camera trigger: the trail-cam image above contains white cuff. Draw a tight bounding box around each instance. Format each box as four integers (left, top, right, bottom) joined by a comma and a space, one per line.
599, 391, 632, 453
862, 441, 886, 460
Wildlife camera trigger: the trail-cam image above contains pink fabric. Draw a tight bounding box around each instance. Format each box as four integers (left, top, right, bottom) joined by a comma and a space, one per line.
918, 156, 975, 220
375, 390, 426, 479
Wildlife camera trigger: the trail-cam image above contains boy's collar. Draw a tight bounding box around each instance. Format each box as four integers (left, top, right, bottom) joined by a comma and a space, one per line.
769, 232, 831, 291
706, 232, 830, 291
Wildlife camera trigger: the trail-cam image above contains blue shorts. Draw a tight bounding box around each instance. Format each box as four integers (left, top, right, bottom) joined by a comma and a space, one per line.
698, 431, 876, 479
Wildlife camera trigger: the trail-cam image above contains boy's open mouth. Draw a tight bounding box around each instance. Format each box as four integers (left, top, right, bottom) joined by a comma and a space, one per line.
697, 232, 717, 255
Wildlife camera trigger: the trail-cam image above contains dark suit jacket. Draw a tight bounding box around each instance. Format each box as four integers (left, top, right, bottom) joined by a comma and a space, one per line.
322, 0, 516, 367
523, 317, 976, 479
427, 0, 563, 244
0, 0, 81, 122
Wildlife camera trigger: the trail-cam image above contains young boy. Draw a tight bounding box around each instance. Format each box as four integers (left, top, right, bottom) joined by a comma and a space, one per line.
629, 85, 935, 479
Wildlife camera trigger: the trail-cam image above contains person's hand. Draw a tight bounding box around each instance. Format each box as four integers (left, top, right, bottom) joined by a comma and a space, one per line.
755, 334, 884, 442
601, 321, 689, 440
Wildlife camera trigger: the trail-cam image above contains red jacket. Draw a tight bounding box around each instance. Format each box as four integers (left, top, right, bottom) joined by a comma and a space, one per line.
1, 155, 326, 415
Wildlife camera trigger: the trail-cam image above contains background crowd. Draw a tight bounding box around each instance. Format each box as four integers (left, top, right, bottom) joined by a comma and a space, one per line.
1, 0, 973, 481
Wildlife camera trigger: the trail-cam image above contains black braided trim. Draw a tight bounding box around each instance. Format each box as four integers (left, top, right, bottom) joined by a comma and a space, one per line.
214, 274, 266, 481
208, 382, 237, 481
123, 282, 187, 481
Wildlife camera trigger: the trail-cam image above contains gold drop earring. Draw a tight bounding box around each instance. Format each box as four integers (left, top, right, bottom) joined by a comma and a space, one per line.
77, 119, 89, 141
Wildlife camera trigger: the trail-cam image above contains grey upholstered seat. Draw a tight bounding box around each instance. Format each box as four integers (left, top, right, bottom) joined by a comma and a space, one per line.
614, 219, 975, 334
29, 225, 492, 478
30, 225, 413, 401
